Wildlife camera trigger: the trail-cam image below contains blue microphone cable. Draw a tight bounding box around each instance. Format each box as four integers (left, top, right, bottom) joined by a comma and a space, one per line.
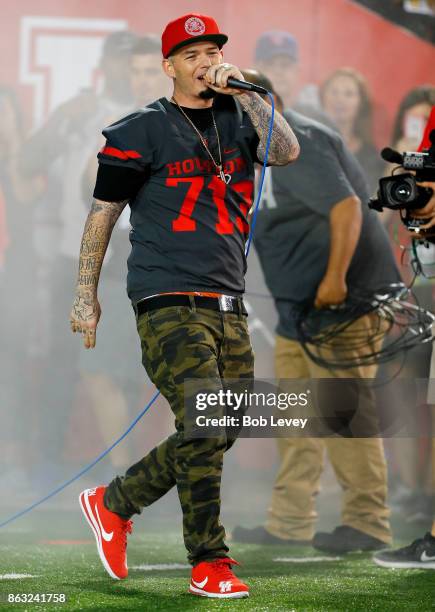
0, 91, 276, 529
0, 392, 161, 529
245, 91, 274, 257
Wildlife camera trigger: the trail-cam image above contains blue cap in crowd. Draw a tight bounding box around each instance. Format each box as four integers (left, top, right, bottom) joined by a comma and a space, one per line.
254, 31, 299, 63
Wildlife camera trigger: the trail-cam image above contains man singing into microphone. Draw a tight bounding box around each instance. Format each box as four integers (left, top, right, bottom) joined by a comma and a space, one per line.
70, 13, 299, 598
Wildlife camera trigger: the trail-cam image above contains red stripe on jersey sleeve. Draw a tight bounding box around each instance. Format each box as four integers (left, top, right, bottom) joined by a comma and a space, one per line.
100, 146, 142, 160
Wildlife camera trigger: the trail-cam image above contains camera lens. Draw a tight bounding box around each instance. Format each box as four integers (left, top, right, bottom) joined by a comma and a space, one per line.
378, 174, 418, 210
390, 180, 412, 203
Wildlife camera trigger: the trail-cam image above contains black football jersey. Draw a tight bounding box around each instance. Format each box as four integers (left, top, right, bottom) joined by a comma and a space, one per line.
93, 95, 259, 302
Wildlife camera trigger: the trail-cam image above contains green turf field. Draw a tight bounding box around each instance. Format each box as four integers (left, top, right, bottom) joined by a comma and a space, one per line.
0, 508, 434, 612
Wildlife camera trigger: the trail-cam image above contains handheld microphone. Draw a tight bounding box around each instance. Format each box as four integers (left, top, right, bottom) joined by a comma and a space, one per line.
227, 77, 268, 95
381, 147, 404, 165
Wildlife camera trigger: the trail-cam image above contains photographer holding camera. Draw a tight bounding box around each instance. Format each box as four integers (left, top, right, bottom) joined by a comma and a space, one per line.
373, 106, 435, 569
370, 105, 435, 237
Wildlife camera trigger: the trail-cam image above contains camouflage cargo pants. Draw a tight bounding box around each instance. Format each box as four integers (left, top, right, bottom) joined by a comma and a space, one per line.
104, 303, 254, 565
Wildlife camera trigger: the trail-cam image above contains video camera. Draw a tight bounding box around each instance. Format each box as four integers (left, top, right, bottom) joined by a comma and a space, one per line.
368, 129, 435, 238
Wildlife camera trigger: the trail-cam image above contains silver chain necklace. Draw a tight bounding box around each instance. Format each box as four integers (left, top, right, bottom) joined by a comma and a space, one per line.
171, 96, 231, 184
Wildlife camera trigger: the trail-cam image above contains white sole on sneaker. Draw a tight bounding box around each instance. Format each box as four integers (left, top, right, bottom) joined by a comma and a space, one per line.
78, 489, 122, 580
374, 558, 435, 569
189, 584, 249, 598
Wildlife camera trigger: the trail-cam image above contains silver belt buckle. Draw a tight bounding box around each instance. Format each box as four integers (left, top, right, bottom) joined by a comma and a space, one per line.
218, 295, 234, 312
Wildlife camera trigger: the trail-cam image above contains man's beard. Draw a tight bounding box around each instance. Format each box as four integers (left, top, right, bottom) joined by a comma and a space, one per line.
199, 87, 217, 100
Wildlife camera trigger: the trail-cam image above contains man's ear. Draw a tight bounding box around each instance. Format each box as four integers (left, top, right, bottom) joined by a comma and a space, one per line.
162, 58, 175, 79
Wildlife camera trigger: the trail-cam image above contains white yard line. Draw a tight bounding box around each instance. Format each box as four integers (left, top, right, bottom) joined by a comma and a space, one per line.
0, 574, 38, 579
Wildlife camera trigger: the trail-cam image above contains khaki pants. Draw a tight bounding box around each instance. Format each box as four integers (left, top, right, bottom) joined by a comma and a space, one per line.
266, 314, 392, 544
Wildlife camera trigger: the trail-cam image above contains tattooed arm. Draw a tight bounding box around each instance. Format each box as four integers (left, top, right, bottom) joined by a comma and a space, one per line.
70, 198, 128, 348
237, 92, 300, 166
203, 63, 300, 166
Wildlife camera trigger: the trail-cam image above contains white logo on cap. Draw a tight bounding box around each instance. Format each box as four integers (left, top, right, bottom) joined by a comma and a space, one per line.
185, 17, 206, 36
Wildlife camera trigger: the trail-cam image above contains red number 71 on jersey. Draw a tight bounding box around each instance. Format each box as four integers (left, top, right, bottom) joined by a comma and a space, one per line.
167, 176, 252, 235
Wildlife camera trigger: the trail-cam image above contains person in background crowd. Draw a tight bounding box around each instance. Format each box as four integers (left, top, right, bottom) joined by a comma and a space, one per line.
130, 35, 170, 106
374, 174, 435, 570
320, 67, 384, 195
232, 69, 400, 554
18, 31, 137, 485
254, 31, 300, 109
0, 86, 45, 495
391, 85, 435, 154
253, 31, 338, 128
381, 89, 435, 523
79, 34, 171, 475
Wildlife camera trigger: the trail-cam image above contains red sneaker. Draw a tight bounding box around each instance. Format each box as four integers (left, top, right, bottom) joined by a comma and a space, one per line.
79, 486, 133, 580
189, 557, 249, 598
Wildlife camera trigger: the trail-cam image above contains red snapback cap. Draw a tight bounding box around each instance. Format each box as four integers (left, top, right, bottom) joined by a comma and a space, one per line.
162, 14, 228, 58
